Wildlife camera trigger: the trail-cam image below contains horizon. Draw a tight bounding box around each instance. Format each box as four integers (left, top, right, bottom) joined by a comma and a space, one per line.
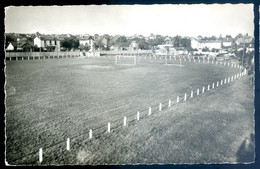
5, 4, 254, 38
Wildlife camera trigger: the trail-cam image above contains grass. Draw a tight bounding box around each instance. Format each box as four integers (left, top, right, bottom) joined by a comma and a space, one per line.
5, 56, 254, 165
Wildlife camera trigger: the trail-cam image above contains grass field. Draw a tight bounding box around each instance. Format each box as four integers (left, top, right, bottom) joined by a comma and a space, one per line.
5, 56, 254, 165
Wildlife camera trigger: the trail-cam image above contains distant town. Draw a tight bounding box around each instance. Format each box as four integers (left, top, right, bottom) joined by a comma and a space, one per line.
5, 32, 254, 72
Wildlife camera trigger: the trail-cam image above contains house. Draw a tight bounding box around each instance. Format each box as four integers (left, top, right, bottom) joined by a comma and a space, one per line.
129, 41, 139, 51
155, 44, 176, 55
6, 41, 34, 52
164, 37, 173, 45
191, 38, 201, 49
6, 42, 15, 51
101, 37, 108, 48
222, 37, 233, 48
191, 38, 222, 50
236, 35, 253, 45
34, 36, 41, 48
33, 35, 61, 51
79, 35, 94, 52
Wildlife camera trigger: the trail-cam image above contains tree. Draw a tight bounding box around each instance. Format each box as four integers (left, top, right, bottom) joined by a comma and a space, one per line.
138, 40, 149, 50
202, 47, 209, 52
61, 36, 79, 50
79, 44, 90, 51
5, 33, 17, 47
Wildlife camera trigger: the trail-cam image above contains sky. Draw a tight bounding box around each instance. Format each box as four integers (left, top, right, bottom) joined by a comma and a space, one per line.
5, 4, 254, 37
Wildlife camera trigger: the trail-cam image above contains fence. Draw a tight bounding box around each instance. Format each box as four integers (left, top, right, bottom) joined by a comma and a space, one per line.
5, 51, 81, 60
99, 50, 152, 55
7, 54, 247, 164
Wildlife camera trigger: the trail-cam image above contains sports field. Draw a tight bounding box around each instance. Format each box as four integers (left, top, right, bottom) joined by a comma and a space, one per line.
5, 56, 254, 165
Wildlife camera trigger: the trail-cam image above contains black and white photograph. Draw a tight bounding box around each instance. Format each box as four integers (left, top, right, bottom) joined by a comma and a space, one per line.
4, 4, 255, 165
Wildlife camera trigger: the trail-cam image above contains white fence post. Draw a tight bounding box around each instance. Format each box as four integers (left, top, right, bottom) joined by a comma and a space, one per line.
208, 85, 210, 90
197, 89, 199, 95
212, 83, 214, 89
231, 76, 233, 81
184, 93, 187, 101
221, 80, 223, 85
202, 86, 205, 93
137, 111, 140, 120
217, 81, 219, 87
190, 91, 193, 98
224, 78, 227, 84
148, 107, 151, 115
39, 148, 43, 163
228, 77, 230, 83
66, 138, 70, 151
177, 96, 179, 103
168, 99, 171, 107
159, 103, 162, 111
89, 129, 92, 139
108, 122, 111, 133
124, 116, 127, 126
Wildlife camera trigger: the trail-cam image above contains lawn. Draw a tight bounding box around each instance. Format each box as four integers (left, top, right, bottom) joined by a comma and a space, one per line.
5, 56, 254, 165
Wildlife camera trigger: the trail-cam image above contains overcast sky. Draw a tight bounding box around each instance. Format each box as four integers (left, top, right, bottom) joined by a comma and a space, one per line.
5, 4, 254, 37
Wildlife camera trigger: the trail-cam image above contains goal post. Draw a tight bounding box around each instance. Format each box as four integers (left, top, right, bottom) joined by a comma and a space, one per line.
115, 55, 137, 65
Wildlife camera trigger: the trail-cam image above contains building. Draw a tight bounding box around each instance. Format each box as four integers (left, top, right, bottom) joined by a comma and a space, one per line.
155, 44, 177, 55
79, 35, 94, 52
236, 35, 253, 45
129, 41, 139, 51
191, 38, 222, 50
6, 41, 34, 52
34, 35, 61, 51
6, 42, 15, 51
222, 37, 233, 48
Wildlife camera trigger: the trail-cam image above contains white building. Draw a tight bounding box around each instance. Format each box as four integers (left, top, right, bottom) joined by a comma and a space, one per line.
129, 41, 139, 51
79, 36, 94, 52
222, 38, 233, 48
6, 43, 15, 51
33, 35, 61, 51
191, 38, 222, 50
34, 36, 41, 47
